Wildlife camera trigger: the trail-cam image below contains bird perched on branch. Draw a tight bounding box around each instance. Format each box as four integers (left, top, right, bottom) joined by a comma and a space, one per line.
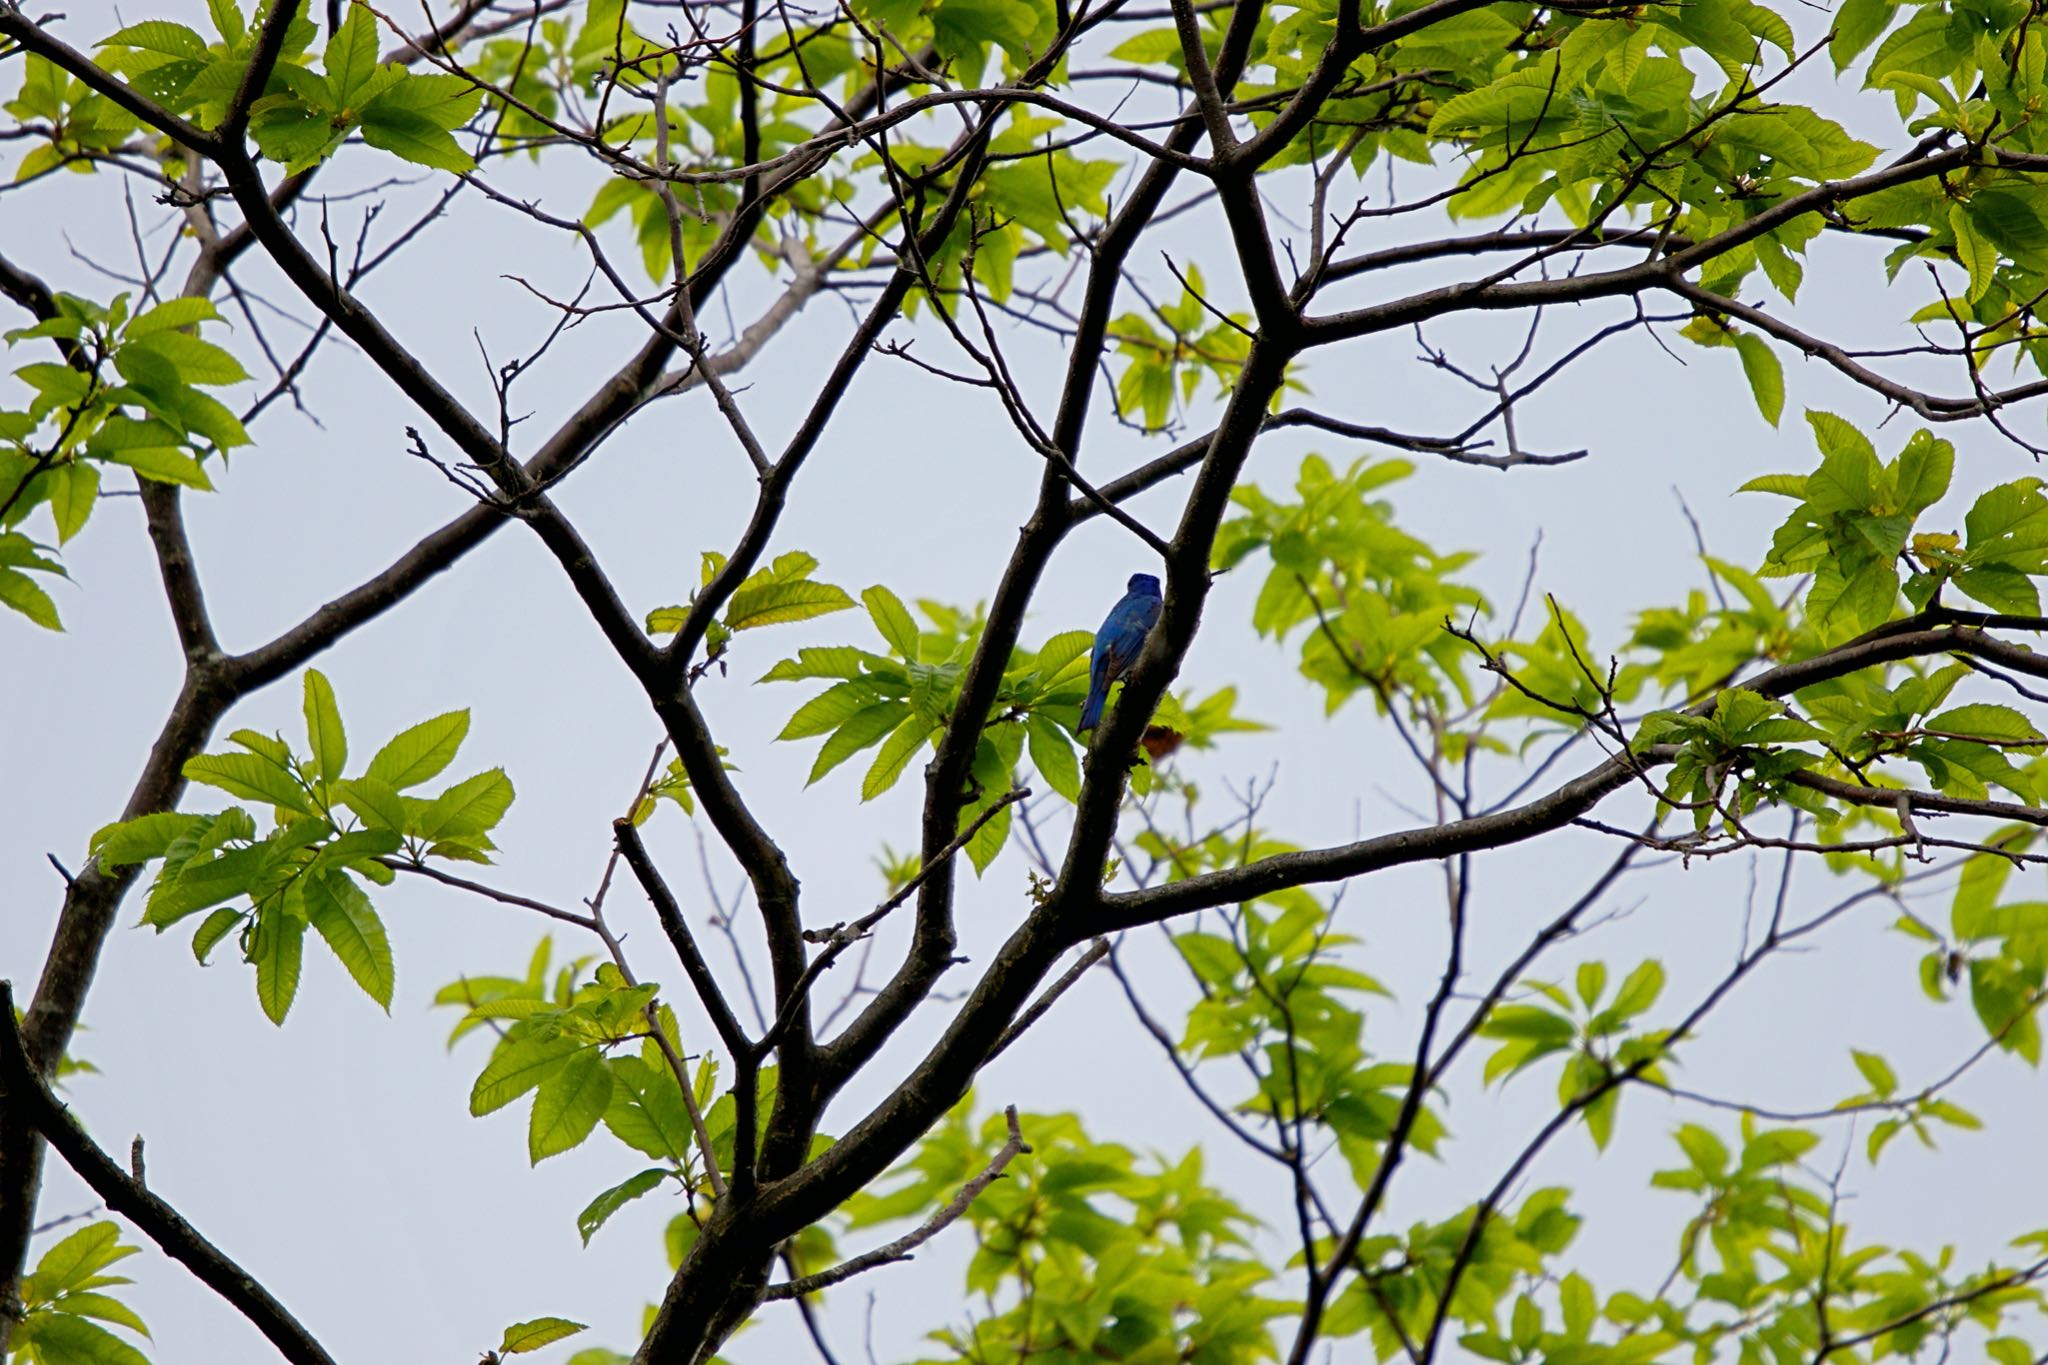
1078, 573, 1163, 733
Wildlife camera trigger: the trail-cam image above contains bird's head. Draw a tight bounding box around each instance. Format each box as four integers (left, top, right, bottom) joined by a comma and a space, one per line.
1129, 572, 1162, 597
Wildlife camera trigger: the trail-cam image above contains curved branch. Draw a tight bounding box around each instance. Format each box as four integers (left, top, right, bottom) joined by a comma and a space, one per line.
1099, 621, 2038, 926
1670, 277, 2048, 422
0, 985, 337, 1365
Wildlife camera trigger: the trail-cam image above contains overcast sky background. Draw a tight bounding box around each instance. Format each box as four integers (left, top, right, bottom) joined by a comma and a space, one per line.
5, 2, 2048, 1361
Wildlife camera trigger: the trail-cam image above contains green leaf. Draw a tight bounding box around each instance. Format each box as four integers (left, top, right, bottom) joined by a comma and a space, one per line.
576, 1168, 668, 1245
359, 104, 475, 172
1851, 1048, 1898, 1095
48, 463, 97, 545
863, 584, 921, 661
1737, 473, 1807, 498
757, 646, 870, 682
1606, 960, 1665, 1020
1733, 333, 1783, 426
529, 1048, 614, 1162
124, 297, 219, 338
777, 679, 881, 741
1034, 629, 1095, 686
50, 1290, 151, 1339
1479, 1004, 1575, 1042
1894, 432, 1953, 514
962, 791, 1014, 874
861, 716, 933, 801
1108, 28, 1183, 63
365, 710, 469, 789
303, 871, 393, 1010
1971, 188, 2048, 271
17, 1312, 150, 1365
182, 753, 311, 813
1026, 712, 1081, 802
27, 1223, 132, 1294
252, 908, 305, 1026
414, 768, 515, 840
725, 579, 856, 631
1951, 204, 1996, 301
323, 1, 381, 103
302, 669, 347, 784
1831, 0, 1898, 68
334, 775, 406, 831
103, 20, 209, 57
99, 443, 212, 490
191, 907, 245, 965
0, 567, 63, 630
470, 1034, 576, 1116
123, 331, 250, 385
1575, 961, 1608, 1009
499, 1318, 588, 1354
1927, 703, 2043, 745
807, 701, 913, 784
89, 812, 205, 867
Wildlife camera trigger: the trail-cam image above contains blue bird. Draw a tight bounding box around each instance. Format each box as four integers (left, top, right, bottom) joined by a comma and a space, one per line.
1078, 573, 1163, 733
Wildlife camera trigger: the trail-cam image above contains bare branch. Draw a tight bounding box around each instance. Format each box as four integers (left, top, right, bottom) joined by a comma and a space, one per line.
0, 985, 338, 1365
761, 1106, 1028, 1301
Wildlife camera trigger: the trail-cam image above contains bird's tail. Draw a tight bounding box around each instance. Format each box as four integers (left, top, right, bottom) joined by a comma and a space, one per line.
1077, 679, 1107, 733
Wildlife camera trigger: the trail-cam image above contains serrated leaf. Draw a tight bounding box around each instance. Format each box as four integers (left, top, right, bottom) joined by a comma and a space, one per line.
182, 753, 311, 813
962, 793, 1014, 875
861, 716, 933, 801
89, 812, 205, 867
414, 768, 515, 841
499, 1318, 588, 1354
1733, 333, 1783, 426
16, 1312, 150, 1365
863, 584, 921, 661
757, 645, 868, 682
777, 679, 881, 741
575, 1168, 667, 1245
1034, 629, 1094, 686
807, 701, 912, 784
48, 463, 97, 545
470, 1034, 577, 1116
302, 669, 346, 784
334, 775, 406, 832
365, 710, 469, 789
1929, 703, 2043, 746
102, 19, 209, 56
724, 579, 856, 631
0, 568, 62, 630
252, 909, 304, 1026
124, 331, 250, 385
529, 1048, 613, 1162
191, 907, 245, 965
1026, 713, 1080, 802
124, 297, 219, 338
303, 871, 393, 1010
359, 104, 475, 172
50, 1289, 151, 1338
27, 1223, 130, 1294
1737, 473, 1807, 498
323, 1, 380, 103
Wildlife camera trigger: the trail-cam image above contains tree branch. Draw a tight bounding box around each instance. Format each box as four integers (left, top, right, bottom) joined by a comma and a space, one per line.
760, 1106, 1027, 1301
0, 985, 338, 1365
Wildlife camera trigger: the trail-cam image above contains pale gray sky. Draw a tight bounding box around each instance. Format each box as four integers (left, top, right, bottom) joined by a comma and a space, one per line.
5, 3, 2047, 1362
